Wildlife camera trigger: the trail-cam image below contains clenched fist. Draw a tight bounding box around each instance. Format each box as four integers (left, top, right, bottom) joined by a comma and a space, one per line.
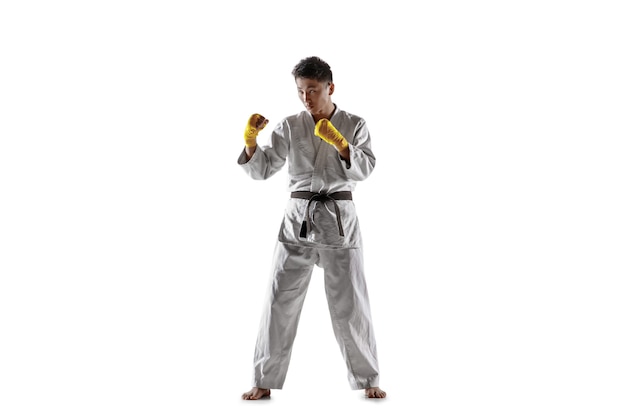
314, 119, 349, 152
244, 113, 269, 147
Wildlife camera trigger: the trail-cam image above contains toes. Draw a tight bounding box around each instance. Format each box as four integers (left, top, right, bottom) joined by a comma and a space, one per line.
242, 391, 256, 400
242, 388, 270, 400
365, 388, 386, 398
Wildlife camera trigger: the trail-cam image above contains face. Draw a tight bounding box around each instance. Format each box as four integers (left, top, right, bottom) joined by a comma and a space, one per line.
295, 77, 335, 119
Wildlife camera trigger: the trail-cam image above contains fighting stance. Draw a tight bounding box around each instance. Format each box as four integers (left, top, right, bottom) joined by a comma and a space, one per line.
238, 56, 386, 400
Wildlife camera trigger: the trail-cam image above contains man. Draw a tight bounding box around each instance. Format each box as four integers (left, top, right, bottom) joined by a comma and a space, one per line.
238, 56, 386, 400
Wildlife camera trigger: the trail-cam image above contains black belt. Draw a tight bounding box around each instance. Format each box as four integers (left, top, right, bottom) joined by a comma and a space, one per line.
290, 191, 353, 238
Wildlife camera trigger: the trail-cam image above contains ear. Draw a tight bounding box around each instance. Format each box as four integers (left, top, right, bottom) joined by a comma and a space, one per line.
328, 82, 335, 95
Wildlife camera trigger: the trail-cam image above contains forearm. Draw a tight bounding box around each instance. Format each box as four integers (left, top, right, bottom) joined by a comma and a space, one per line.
338, 147, 350, 162
245, 145, 257, 161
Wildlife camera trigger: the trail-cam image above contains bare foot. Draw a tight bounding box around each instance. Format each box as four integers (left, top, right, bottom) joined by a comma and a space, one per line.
242, 387, 271, 400
365, 387, 386, 399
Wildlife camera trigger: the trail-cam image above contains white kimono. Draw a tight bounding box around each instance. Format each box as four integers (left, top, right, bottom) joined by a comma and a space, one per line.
238, 106, 381, 390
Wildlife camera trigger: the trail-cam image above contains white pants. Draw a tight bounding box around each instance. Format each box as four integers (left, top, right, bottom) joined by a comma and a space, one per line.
252, 242, 380, 389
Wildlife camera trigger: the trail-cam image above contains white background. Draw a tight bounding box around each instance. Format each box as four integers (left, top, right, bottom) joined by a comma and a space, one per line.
1, 1, 625, 416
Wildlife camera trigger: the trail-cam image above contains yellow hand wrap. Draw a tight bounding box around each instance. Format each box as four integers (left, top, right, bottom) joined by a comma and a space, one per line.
314, 119, 349, 152
244, 113, 268, 147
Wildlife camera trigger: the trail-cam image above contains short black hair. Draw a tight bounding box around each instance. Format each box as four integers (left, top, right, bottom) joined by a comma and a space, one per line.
291, 56, 333, 83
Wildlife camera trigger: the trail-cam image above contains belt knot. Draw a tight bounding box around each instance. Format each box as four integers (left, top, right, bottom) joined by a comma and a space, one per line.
290, 191, 352, 238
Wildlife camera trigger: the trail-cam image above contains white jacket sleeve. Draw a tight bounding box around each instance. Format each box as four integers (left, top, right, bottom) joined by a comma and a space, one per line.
342, 119, 376, 181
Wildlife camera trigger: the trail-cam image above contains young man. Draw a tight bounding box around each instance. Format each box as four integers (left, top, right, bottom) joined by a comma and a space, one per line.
238, 56, 386, 400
